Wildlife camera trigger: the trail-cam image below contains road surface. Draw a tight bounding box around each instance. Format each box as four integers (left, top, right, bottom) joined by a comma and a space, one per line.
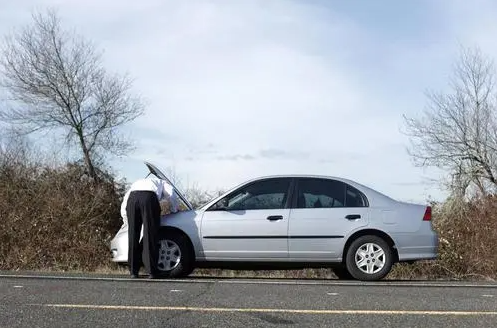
1, 273, 496, 327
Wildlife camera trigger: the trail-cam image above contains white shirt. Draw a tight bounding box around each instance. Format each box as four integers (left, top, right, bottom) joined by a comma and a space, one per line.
120, 177, 179, 225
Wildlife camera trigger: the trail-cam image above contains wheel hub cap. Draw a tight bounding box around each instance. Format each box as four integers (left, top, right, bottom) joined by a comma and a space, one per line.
157, 239, 181, 271
354, 242, 385, 274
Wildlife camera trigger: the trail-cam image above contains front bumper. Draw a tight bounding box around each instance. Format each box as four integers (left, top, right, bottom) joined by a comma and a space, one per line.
110, 224, 129, 263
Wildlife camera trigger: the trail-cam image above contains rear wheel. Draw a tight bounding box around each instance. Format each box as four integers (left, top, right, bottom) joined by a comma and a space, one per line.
156, 231, 195, 278
345, 235, 393, 281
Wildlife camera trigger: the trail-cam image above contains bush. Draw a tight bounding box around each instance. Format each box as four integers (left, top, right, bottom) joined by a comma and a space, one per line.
389, 196, 497, 280
0, 153, 125, 271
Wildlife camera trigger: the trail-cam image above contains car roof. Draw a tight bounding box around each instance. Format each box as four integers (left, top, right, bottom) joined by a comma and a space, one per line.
243, 174, 354, 181
238, 174, 381, 190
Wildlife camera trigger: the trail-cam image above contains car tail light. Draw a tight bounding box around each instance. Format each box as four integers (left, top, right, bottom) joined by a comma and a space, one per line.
423, 206, 432, 221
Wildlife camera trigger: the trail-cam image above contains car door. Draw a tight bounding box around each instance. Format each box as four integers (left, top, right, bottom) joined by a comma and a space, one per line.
288, 177, 370, 260
200, 177, 294, 260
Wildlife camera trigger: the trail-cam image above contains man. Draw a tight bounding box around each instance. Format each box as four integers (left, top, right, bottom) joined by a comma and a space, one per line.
120, 177, 179, 278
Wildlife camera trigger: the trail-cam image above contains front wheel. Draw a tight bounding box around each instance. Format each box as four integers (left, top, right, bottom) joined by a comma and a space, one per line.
345, 235, 393, 281
156, 231, 195, 278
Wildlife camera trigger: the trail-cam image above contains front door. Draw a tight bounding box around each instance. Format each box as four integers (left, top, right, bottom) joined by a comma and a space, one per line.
288, 177, 370, 260
200, 177, 294, 260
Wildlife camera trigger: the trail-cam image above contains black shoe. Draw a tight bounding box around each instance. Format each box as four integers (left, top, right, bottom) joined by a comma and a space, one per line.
147, 274, 158, 279
130, 273, 139, 278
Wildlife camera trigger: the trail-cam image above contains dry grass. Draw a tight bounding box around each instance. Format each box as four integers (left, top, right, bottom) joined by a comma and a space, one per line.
387, 196, 497, 281
0, 149, 125, 271
191, 268, 336, 279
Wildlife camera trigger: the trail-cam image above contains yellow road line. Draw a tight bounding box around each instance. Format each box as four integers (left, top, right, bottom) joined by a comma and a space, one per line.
36, 304, 497, 316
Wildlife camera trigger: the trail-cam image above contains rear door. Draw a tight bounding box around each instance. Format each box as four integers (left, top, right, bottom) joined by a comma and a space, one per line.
200, 177, 294, 260
288, 177, 370, 260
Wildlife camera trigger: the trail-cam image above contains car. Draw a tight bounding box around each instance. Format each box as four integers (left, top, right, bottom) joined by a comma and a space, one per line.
110, 161, 439, 281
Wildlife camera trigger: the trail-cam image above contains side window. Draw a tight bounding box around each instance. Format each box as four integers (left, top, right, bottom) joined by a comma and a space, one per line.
296, 178, 368, 208
345, 185, 368, 207
213, 178, 292, 211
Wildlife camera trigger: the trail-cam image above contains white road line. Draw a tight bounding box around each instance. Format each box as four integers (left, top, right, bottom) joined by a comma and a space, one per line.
1, 274, 497, 288
482, 294, 494, 297
34, 303, 497, 316
13, 285, 23, 288
327, 292, 339, 296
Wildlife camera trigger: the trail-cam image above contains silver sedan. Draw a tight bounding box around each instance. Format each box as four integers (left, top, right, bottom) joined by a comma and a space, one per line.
110, 162, 439, 281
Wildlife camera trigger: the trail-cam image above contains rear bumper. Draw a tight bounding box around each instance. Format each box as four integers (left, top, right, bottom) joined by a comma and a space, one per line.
393, 231, 439, 262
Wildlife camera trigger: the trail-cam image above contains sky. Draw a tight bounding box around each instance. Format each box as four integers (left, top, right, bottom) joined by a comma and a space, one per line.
2, 0, 497, 203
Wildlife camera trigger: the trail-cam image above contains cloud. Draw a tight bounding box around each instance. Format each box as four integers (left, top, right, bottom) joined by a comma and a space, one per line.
258, 149, 309, 160
3, 0, 497, 202
216, 154, 256, 161
214, 148, 308, 161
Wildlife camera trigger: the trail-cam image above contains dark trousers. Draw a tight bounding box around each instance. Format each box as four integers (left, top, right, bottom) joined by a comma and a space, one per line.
126, 190, 161, 275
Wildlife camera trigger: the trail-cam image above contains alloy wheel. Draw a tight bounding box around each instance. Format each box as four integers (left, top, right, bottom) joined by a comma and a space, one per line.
157, 239, 181, 271
354, 242, 385, 274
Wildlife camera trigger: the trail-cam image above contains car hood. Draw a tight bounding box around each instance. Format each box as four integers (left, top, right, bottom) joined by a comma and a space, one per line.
144, 161, 194, 211
160, 209, 200, 226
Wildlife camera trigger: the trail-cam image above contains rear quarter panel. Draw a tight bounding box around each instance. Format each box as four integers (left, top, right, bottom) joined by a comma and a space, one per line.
373, 202, 428, 233
349, 180, 428, 234
367, 202, 438, 261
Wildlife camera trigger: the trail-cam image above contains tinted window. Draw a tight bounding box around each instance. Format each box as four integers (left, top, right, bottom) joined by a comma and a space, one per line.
345, 185, 368, 207
295, 178, 367, 208
219, 178, 292, 211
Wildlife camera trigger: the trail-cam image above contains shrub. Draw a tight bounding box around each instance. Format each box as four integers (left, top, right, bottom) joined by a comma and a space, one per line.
0, 156, 125, 271
389, 196, 497, 280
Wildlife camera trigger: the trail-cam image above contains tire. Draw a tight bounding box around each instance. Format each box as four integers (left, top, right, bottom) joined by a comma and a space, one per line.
332, 267, 354, 280
345, 235, 393, 281
156, 230, 195, 278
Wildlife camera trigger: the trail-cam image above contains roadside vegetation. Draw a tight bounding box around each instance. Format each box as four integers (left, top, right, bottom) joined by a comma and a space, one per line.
0, 9, 496, 280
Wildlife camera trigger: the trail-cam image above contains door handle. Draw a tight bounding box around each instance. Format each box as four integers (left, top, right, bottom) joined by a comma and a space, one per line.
345, 214, 361, 220
267, 215, 283, 221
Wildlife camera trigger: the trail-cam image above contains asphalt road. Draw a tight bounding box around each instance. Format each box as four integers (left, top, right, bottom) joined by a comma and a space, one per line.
1, 274, 497, 328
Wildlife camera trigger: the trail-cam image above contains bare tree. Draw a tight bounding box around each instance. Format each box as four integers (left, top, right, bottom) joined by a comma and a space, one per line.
403, 46, 497, 197
0, 9, 144, 182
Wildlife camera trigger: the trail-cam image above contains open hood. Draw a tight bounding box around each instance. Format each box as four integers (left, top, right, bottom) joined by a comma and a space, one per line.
144, 161, 194, 211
